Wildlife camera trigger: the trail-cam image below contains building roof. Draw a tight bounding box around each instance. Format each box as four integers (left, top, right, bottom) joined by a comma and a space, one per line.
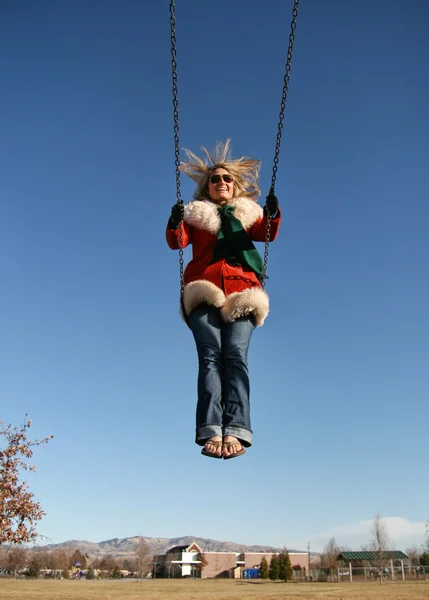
167, 542, 203, 554
167, 545, 188, 553
337, 551, 408, 561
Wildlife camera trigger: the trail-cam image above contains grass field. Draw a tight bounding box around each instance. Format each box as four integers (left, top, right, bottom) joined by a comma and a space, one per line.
1, 579, 429, 600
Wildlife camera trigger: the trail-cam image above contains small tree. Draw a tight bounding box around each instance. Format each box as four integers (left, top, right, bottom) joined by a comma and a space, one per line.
259, 556, 269, 579
320, 537, 341, 569
424, 520, 429, 553
70, 549, 87, 570
369, 514, 391, 584
152, 554, 162, 579
165, 552, 175, 578
420, 552, 429, 566
278, 549, 293, 582
5, 546, 28, 577
112, 566, 122, 579
0, 417, 53, 544
198, 552, 208, 579
135, 537, 152, 580
0, 546, 6, 570
33, 549, 50, 571
26, 558, 41, 579
406, 546, 421, 567
123, 557, 137, 573
269, 554, 279, 581
100, 554, 118, 572
86, 566, 95, 579
53, 549, 70, 573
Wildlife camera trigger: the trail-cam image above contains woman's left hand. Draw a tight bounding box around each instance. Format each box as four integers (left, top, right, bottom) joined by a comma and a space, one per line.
265, 192, 279, 217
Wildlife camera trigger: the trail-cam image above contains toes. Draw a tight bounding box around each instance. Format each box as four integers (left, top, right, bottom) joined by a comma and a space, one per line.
223, 437, 241, 456
222, 436, 244, 458
204, 437, 221, 456
206, 443, 219, 456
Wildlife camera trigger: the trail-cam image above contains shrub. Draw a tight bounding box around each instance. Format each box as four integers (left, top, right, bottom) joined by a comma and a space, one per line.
112, 566, 122, 579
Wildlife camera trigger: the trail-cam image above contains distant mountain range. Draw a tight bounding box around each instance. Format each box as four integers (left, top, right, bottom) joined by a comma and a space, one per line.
41, 535, 302, 557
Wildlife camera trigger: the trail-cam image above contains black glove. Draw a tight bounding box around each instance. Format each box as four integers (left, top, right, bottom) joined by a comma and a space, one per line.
265, 192, 279, 217
169, 203, 184, 229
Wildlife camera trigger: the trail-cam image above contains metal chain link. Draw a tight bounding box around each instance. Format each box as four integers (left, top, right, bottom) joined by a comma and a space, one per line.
169, 1, 186, 315
262, 0, 300, 289
261, 215, 273, 289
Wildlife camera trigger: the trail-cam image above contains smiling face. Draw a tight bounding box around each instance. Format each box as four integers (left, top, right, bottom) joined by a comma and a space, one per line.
207, 168, 234, 205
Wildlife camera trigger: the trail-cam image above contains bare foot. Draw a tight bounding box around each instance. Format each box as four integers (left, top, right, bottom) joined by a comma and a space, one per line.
223, 436, 245, 459
202, 436, 222, 458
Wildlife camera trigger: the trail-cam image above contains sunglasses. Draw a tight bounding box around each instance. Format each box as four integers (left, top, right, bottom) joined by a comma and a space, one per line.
210, 174, 233, 184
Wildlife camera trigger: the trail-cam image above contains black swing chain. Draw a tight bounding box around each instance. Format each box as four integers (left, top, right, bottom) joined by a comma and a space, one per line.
171, 0, 299, 297
262, 0, 300, 289
169, 0, 185, 312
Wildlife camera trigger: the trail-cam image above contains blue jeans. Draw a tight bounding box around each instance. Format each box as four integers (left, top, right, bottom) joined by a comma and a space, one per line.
189, 304, 255, 447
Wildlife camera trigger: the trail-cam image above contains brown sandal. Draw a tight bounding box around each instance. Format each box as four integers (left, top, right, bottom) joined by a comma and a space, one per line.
223, 442, 246, 460
201, 439, 223, 459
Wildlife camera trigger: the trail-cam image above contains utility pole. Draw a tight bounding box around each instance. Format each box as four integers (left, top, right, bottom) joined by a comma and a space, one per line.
308, 542, 311, 581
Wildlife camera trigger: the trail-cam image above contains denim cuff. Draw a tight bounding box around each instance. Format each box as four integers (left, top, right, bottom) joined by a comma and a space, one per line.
223, 426, 253, 448
195, 425, 223, 446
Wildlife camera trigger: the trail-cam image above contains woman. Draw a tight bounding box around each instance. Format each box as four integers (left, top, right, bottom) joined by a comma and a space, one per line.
166, 140, 281, 459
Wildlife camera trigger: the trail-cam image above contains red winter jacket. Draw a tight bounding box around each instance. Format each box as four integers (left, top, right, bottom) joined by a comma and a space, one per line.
166, 197, 281, 326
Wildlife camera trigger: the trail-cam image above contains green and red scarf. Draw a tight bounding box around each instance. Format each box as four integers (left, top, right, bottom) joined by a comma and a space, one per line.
211, 205, 264, 280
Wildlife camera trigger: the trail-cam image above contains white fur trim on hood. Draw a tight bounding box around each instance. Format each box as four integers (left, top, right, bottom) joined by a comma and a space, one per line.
184, 198, 263, 235
182, 281, 269, 327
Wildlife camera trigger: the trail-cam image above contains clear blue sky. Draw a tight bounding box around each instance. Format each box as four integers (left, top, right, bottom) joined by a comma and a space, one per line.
1, 0, 428, 553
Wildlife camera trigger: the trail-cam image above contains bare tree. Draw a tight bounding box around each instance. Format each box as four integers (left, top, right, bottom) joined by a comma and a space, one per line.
100, 554, 118, 573
152, 554, 163, 579
0, 416, 53, 545
44, 550, 58, 571
122, 557, 138, 573
135, 537, 152, 580
420, 521, 429, 567
5, 546, 28, 576
406, 546, 421, 567
31, 549, 51, 572
52, 548, 70, 573
320, 537, 341, 570
369, 514, 391, 584
165, 551, 177, 579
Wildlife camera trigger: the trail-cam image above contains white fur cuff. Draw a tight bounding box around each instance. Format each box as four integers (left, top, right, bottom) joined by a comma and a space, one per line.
182, 281, 270, 327
183, 280, 226, 317
220, 287, 269, 327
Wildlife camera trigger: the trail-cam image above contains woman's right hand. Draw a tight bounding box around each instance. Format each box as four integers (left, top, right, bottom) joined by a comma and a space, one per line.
169, 203, 184, 228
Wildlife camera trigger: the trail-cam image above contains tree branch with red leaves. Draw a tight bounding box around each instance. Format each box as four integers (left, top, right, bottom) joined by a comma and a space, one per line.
0, 416, 53, 545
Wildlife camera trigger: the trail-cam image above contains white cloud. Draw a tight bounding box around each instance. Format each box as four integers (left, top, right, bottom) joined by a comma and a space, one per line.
291, 517, 426, 553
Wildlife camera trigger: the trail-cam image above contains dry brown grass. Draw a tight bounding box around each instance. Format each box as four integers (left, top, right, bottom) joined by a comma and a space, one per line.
0, 578, 428, 600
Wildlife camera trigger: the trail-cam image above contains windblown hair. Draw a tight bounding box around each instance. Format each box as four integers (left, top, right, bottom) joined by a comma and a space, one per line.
179, 139, 261, 201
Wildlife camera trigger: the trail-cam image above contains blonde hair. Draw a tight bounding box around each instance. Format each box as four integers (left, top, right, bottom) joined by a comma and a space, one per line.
179, 139, 261, 201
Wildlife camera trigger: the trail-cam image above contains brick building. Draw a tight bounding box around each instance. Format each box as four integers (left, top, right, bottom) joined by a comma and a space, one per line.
162, 541, 309, 579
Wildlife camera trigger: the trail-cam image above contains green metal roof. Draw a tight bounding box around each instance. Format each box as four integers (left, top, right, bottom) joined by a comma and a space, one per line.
337, 551, 408, 561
